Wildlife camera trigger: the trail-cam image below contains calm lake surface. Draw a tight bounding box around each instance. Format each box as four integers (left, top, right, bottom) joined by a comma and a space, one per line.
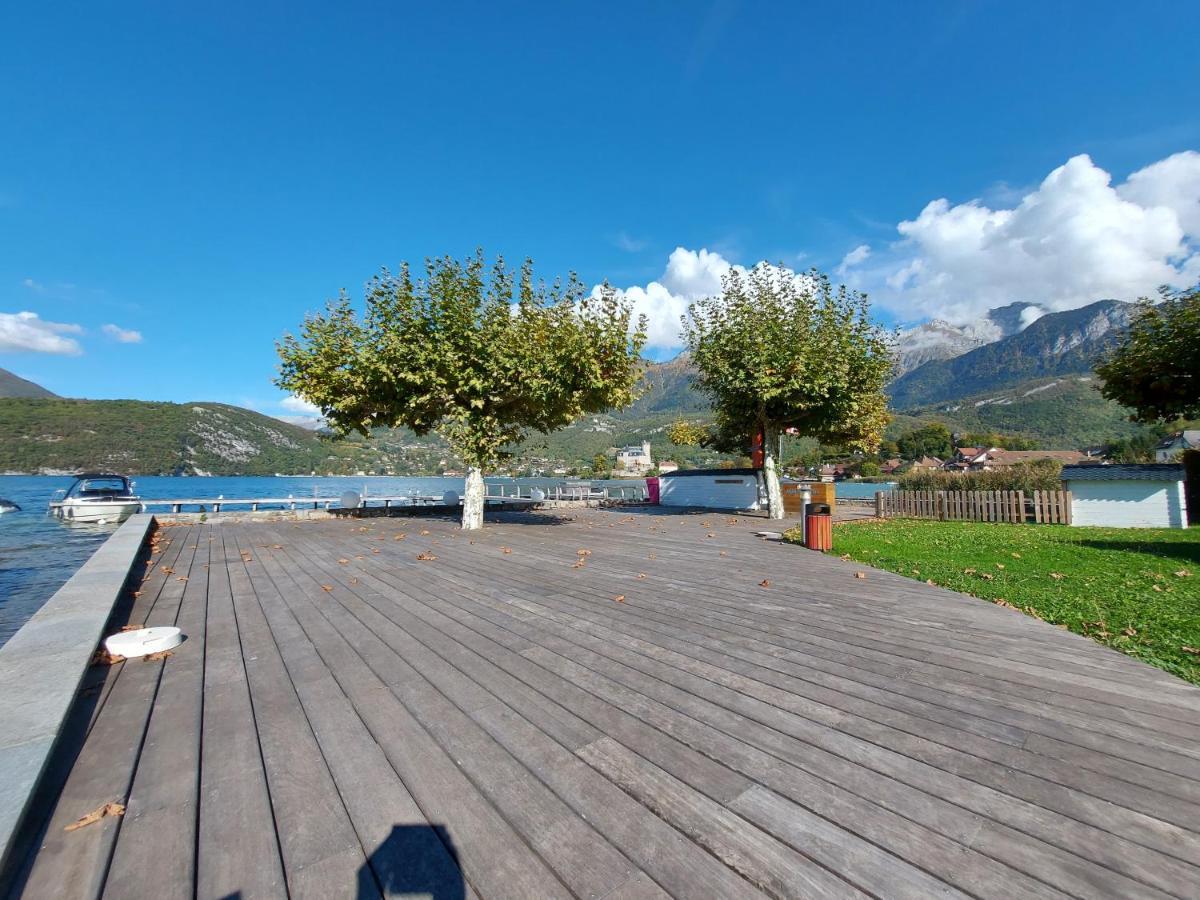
0, 474, 632, 647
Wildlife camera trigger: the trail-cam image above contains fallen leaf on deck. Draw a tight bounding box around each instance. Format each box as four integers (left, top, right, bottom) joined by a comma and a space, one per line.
759, 579, 770, 588
90, 648, 124, 667
501, 547, 512, 554
160, 567, 174, 575
65, 802, 125, 833
420, 530, 431, 536
321, 584, 334, 592
648, 553, 657, 559
613, 595, 625, 603
417, 552, 437, 561
637, 573, 646, 579
144, 650, 173, 662
577, 548, 592, 556
176, 576, 188, 582
120, 623, 143, 632
706, 533, 716, 538
394, 534, 407, 540
372, 549, 380, 554
571, 560, 586, 569
350, 577, 359, 585
272, 544, 284, 550
718, 550, 728, 557
338, 558, 350, 564
853, 572, 867, 579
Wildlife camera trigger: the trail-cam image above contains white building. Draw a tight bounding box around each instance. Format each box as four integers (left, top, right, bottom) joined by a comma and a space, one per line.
657, 468, 761, 510
1155, 430, 1199, 462
615, 441, 654, 475
1062, 464, 1188, 529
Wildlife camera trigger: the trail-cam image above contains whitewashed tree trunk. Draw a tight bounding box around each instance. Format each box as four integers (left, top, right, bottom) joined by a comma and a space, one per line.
763, 426, 785, 520
462, 466, 485, 530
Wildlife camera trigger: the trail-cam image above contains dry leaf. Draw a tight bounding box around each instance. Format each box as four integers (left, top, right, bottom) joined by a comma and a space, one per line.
321, 584, 334, 592
338, 558, 350, 564
1049, 572, 1065, 580
926, 579, 936, 586
577, 549, 592, 557
417, 552, 437, 561
1176, 569, 1192, 578
853, 572, 867, 579
719, 550, 728, 557
64, 802, 125, 833
420, 529, 431, 536
840, 553, 851, 561
394, 534, 407, 541
1011, 552, 1022, 558
176, 576, 188, 582
613, 595, 626, 603
995, 563, 1005, 570
144, 650, 173, 662
995, 599, 1017, 609
759, 579, 770, 588
272, 544, 283, 550
637, 573, 646, 579
160, 567, 174, 575
979, 573, 994, 581
963, 568, 976, 575
706, 533, 716, 538
501, 547, 512, 554
1182, 646, 1200, 655
91, 648, 124, 667
120, 623, 143, 632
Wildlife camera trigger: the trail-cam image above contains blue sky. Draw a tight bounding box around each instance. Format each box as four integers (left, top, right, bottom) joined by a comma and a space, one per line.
3, 1, 1199, 418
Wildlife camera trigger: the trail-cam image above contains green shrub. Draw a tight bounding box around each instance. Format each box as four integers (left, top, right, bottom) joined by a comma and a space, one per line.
898, 459, 1063, 492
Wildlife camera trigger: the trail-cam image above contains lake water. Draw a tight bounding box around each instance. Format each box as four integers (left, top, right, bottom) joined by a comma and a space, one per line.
0, 473, 635, 647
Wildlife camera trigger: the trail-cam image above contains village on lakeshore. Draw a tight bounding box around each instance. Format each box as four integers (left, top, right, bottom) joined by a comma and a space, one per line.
2, 5, 1199, 899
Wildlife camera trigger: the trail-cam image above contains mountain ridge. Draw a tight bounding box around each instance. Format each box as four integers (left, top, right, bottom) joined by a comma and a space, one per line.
0, 367, 57, 399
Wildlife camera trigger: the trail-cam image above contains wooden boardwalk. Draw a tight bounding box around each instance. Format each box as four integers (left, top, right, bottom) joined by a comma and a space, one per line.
7, 508, 1200, 899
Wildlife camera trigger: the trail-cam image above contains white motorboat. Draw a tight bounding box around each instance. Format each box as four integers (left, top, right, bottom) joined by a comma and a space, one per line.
49, 473, 142, 524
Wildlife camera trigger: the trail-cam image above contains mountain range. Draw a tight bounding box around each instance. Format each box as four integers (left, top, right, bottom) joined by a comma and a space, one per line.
0, 297, 1146, 474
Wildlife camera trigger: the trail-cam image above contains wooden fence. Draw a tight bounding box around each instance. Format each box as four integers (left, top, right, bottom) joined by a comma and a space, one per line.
874, 489, 1072, 524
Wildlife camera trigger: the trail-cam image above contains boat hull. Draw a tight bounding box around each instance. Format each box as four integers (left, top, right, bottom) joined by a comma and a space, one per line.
54, 500, 142, 524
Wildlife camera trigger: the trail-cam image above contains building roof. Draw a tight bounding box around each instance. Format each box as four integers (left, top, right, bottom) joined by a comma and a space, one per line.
1061, 463, 1185, 482
955, 447, 982, 458
912, 456, 943, 467
983, 450, 1089, 465
1156, 430, 1200, 450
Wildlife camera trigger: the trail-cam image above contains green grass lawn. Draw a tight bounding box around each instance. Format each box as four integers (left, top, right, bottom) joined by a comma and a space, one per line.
789, 519, 1200, 684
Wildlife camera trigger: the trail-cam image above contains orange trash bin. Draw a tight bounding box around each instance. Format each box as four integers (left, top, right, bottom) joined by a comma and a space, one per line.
805, 503, 833, 552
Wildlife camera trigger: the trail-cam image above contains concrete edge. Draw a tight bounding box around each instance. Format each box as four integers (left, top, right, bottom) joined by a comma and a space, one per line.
0, 513, 155, 873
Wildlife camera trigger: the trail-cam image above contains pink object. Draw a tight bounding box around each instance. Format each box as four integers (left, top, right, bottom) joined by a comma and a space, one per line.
646, 477, 660, 504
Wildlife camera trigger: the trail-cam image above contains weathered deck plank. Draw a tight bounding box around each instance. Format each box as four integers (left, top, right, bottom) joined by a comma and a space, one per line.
8, 508, 1200, 899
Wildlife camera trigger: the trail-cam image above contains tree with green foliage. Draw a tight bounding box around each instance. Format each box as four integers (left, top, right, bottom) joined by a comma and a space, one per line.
277, 252, 646, 529
682, 265, 893, 519
1098, 286, 1200, 422
895, 422, 954, 460
591, 451, 612, 478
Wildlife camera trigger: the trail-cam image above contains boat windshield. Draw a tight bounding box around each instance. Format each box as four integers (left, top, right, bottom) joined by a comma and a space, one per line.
71, 476, 132, 497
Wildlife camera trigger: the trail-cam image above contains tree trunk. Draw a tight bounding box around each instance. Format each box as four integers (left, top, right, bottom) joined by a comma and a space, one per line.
763, 425, 785, 520
462, 466, 485, 530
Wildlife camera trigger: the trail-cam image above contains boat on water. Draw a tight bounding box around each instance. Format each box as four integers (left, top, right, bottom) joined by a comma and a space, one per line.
49, 473, 142, 524
0, 498, 19, 513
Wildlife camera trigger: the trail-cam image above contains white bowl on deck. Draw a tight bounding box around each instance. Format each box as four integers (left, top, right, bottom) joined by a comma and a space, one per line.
104, 626, 183, 659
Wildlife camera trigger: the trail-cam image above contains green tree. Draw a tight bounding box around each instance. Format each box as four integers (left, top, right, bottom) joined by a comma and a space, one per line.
682, 265, 892, 519
277, 253, 646, 529
1097, 286, 1200, 422
895, 422, 954, 460
591, 451, 612, 478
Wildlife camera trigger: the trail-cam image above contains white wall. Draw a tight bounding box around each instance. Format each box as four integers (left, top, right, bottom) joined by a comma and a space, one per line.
1066, 479, 1186, 528
658, 473, 762, 510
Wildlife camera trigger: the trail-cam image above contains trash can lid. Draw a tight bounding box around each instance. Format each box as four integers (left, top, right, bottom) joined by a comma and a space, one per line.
808, 503, 831, 515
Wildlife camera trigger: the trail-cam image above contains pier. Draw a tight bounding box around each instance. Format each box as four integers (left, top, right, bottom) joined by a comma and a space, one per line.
3, 508, 1199, 898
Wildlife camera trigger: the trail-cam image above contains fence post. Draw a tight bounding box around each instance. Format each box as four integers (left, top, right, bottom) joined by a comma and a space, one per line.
1063, 490, 1072, 525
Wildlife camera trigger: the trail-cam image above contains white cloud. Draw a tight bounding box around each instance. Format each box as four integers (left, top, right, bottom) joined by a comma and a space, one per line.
21, 277, 45, 293
0, 311, 83, 355
851, 151, 1200, 323
281, 394, 321, 415
101, 323, 143, 343
597, 247, 814, 350
613, 231, 648, 253
835, 244, 871, 276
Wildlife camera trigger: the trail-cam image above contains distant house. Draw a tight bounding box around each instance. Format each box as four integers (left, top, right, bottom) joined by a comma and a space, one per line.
946, 446, 995, 471
615, 441, 654, 475
909, 456, 944, 472
657, 460, 679, 474
975, 449, 1090, 469
1155, 430, 1200, 462
818, 463, 848, 482
879, 458, 903, 475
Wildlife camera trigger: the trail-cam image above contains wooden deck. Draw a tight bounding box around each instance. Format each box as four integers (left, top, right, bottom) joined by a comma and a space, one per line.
7, 508, 1200, 899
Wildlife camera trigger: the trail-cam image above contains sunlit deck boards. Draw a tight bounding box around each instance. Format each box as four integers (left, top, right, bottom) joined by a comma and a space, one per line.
8, 508, 1200, 898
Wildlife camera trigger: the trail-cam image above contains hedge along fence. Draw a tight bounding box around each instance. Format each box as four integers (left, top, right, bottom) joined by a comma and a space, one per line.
875, 489, 1072, 524
898, 459, 1064, 493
